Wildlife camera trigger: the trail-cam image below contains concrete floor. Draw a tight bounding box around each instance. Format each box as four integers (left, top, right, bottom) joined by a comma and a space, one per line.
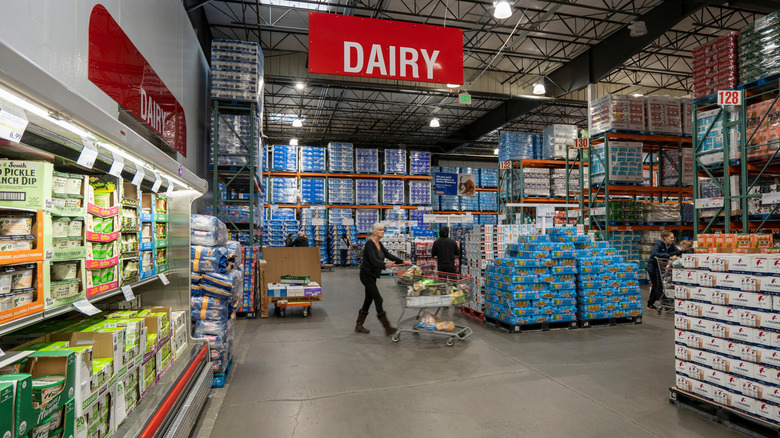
192, 269, 744, 438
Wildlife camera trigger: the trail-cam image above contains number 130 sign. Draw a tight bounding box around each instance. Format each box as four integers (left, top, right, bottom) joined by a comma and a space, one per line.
718, 90, 742, 106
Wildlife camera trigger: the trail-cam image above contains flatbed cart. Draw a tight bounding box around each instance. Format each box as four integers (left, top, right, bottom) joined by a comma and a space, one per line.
271, 295, 322, 317
392, 268, 474, 346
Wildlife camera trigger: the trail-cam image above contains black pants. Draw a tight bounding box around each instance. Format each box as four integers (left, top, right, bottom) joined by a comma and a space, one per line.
360, 269, 384, 314
340, 249, 348, 267
647, 268, 664, 306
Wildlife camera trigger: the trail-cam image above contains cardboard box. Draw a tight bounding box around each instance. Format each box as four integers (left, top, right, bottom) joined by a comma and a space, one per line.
732, 326, 757, 344
692, 380, 712, 399
712, 387, 733, 407
675, 329, 688, 344
0, 261, 44, 326
724, 340, 743, 358
692, 318, 712, 335
733, 360, 756, 379
711, 322, 730, 339
675, 315, 691, 330
760, 276, 780, 294
676, 345, 691, 361
724, 373, 742, 392
732, 394, 757, 414
766, 387, 780, 405
675, 285, 692, 300
712, 354, 731, 372
676, 374, 692, 392
687, 333, 704, 349
741, 345, 762, 363
704, 336, 725, 353
739, 309, 762, 328
703, 304, 726, 321
0, 208, 44, 264
687, 363, 705, 380
0, 161, 85, 217
704, 368, 727, 387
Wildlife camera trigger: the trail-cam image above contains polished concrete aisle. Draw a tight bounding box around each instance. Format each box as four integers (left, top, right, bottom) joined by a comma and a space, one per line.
193, 269, 742, 438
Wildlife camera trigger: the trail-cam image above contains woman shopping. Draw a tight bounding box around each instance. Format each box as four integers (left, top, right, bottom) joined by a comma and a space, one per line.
647, 230, 680, 310
339, 232, 350, 268
355, 223, 411, 335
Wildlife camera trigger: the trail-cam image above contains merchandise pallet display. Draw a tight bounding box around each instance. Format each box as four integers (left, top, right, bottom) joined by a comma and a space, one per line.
582, 132, 694, 240
692, 72, 780, 236
670, 249, 780, 435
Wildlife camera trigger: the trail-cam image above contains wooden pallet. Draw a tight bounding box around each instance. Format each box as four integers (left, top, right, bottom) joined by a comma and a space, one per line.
578, 316, 643, 328
485, 315, 577, 333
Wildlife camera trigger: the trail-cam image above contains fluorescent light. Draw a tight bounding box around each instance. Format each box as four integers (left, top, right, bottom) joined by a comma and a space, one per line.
493, 0, 512, 19
628, 21, 647, 37
493, 148, 499, 155
290, 138, 299, 146
295, 82, 305, 90
292, 117, 303, 128
533, 83, 546, 95
430, 118, 440, 128
632, 93, 644, 97
446, 84, 460, 88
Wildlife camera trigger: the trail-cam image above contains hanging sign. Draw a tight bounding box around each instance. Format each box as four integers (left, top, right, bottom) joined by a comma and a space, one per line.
73, 299, 101, 316
151, 172, 162, 193
717, 90, 741, 106
77, 137, 99, 169
121, 285, 135, 301
108, 151, 125, 177
131, 166, 145, 187
88, 4, 187, 156
308, 12, 463, 85
570, 138, 589, 149
499, 161, 512, 169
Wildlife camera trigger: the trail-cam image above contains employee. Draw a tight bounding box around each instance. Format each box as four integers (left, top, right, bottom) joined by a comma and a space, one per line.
293, 231, 309, 247
355, 223, 411, 335
431, 226, 460, 274
647, 230, 679, 310
339, 232, 350, 268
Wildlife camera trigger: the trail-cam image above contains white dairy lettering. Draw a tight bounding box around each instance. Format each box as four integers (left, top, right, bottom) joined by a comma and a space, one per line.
344, 42, 363, 73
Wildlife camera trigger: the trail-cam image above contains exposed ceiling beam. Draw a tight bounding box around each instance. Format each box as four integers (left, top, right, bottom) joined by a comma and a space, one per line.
728, 0, 780, 14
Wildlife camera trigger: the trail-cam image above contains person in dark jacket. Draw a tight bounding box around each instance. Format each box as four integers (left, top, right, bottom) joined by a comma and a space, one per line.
293, 231, 308, 247
355, 223, 411, 335
339, 232, 350, 268
432, 226, 460, 274
284, 234, 294, 247
647, 230, 680, 310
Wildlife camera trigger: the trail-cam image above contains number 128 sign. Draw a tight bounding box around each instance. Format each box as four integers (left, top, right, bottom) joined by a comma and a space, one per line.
718, 90, 742, 106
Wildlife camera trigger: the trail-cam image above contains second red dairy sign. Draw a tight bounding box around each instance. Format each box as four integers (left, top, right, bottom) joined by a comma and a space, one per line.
308, 12, 463, 85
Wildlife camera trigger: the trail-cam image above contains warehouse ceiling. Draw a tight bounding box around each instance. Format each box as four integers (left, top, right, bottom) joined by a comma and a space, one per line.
187, 0, 778, 157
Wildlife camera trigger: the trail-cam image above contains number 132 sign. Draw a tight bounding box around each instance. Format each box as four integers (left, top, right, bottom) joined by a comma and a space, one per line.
718, 90, 742, 106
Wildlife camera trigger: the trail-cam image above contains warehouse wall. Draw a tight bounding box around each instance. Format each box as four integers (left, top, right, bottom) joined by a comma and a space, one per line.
0, 0, 210, 178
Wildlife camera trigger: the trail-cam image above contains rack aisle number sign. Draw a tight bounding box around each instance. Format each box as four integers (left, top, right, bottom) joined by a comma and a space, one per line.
308, 12, 463, 85
718, 90, 742, 106
571, 138, 589, 149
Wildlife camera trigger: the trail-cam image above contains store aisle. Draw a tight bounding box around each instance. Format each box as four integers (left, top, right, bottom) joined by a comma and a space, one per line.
193, 270, 741, 438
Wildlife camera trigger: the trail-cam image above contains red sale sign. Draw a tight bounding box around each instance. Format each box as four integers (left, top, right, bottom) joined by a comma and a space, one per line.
88, 4, 187, 156
308, 12, 463, 85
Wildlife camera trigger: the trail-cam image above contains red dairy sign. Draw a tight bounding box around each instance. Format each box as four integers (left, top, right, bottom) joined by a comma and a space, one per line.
88, 4, 187, 156
308, 12, 463, 85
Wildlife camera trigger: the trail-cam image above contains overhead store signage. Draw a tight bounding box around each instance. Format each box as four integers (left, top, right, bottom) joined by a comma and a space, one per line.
457, 174, 477, 196
570, 138, 589, 149
434, 173, 457, 195
87, 5, 187, 157
717, 90, 741, 106
308, 12, 463, 85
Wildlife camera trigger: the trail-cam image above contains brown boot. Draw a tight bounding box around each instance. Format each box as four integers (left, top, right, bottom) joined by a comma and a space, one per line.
355, 310, 370, 334
377, 311, 396, 336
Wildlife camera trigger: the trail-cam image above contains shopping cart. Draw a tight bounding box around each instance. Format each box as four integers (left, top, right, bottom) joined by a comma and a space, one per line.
651, 257, 675, 315
392, 267, 474, 346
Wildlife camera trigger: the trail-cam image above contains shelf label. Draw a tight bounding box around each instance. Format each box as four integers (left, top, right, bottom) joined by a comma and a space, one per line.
717, 90, 741, 106
151, 172, 162, 193
132, 166, 145, 187
591, 207, 606, 216
73, 299, 101, 316
121, 285, 135, 301
570, 138, 589, 149
567, 209, 580, 218
165, 176, 174, 196
499, 161, 512, 169
108, 151, 124, 177
0, 348, 4, 358
393, 205, 400, 210
0, 100, 28, 143
77, 137, 99, 169
762, 191, 780, 205
158, 273, 170, 285
695, 197, 724, 209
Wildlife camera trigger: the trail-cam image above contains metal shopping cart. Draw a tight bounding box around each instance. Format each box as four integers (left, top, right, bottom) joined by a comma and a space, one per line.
651, 257, 675, 315
392, 267, 474, 346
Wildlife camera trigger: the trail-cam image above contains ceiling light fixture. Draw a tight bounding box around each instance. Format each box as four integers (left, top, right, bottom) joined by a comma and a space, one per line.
628, 21, 647, 38
292, 117, 303, 128
632, 93, 644, 97
446, 83, 460, 88
430, 118, 440, 128
533, 82, 546, 95
295, 82, 305, 90
290, 138, 299, 146
493, 0, 512, 19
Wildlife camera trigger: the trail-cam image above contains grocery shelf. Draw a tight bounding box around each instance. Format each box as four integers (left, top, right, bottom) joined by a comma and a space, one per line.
264, 204, 435, 210
264, 171, 432, 180
590, 132, 692, 150
475, 188, 498, 192
504, 159, 588, 169
582, 186, 693, 197
597, 225, 691, 232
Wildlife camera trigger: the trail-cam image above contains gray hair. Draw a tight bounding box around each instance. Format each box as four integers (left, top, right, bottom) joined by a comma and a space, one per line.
298, 230, 306, 237
371, 223, 384, 235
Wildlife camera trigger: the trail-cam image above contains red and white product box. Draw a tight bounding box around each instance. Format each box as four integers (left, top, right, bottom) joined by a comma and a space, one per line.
704, 368, 727, 387
724, 373, 742, 392
715, 273, 749, 290
692, 318, 712, 335
724, 340, 743, 358
675, 314, 691, 330
757, 401, 775, 420
739, 309, 762, 328
676, 359, 688, 375
676, 300, 688, 316
692, 349, 713, 367
676, 345, 691, 361
675, 329, 688, 344
687, 333, 704, 349
692, 380, 713, 399
724, 307, 741, 324
676, 375, 693, 392
757, 330, 773, 347
756, 364, 775, 383
711, 322, 731, 339
712, 354, 731, 372
741, 345, 762, 363
699, 271, 715, 287
703, 304, 726, 321
704, 336, 725, 353
733, 360, 756, 379
711, 290, 731, 306
732, 326, 757, 344
688, 363, 705, 381
675, 285, 692, 300
742, 380, 766, 400
741, 276, 760, 293
768, 387, 780, 405
732, 395, 757, 414
773, 296, 780, 311
686, 302, 703, 318
712, 387, 733, 406
691, 287, 713, 302
764, 350, 780, 368
760, 276, 780, 294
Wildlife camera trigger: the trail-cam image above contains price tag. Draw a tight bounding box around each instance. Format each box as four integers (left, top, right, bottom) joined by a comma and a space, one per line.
0, 100, 28, 143
717, 90, 741, 106
121, 285, 135, 301
499, 161, 512, 169
762, 191, 780, 205
77, 137, 99, 169
73, 299, 101, 316
567, 209, 580, 218
165, 177, 174, 196
591, 207, 607, 216
108, 151, 124, 177
151, 172, 162, 193
393, 205, 400, 210
131, 167, 145, 187
158, 273, 170, 285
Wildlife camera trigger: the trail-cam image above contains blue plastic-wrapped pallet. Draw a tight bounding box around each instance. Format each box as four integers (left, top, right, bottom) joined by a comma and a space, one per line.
431, 193, 441, 210
409, 150, 431, 175
439, 195, 460, 211
211, 39, 264, 103
355, 179, 379, 205
408, 181, 432, 205
479, 215, 497, 225
439, 166, 458, 174
478, 191, 498, 212
533, 134, 544, 160
384, 208, 408, 221
328, 208, 353, 225
300, 146, 326, 173
356, 209, 379, 233
301, 178, 326, 204
355, 148, 379, 173
268, 208, 296, 221
543, 124, 578, 160
270, 177, 297, 204
271, 145, 299, 171
328, 142, 354, 173
460, 168, 481, 187
480, 168, 498, 188
327, 178, 354, 204
209, 113, 261, 166
498, 131, 534, 162
382, 179, 405, 204
460, 194, 479, 211
384, 149, 406, 174
409, 209, 427, 225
